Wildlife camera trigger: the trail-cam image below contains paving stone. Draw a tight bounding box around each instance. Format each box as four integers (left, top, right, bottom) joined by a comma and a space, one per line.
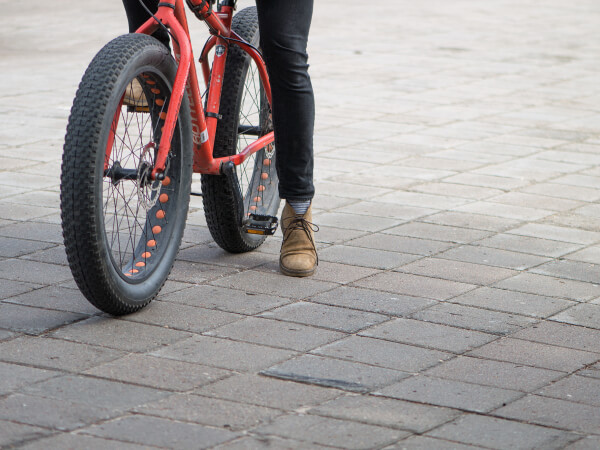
376, 375, 523, 413
475, 233, 583, 257
536, 374, 600, 407
354, 272, 476, 301
424, 356, 564, 392
259, 301, 389, 333
385, 222, 492, 244
564, 245, 600, 264
494, 273, 600, 302
3, 285, 98, 315
310, 286, 436, 316
489, 192, 582, 212
511, 320, 600, 353
84, 354, 231, 391
196, 373, 339, 410
150, 335, 297, 372
507, 223, 600, 245
0, 361, 58, 395
412, 303, 537, 335
81, 415, 237, 449
50, 316, 192, 352
206, 316, 345, 352
361, 317, 496, 353
318, 245, 419, 269
449, 287, 573, 318
0, 335, 124, 371
168, 260, 240, 284
135, 393, 282, 431
530, 260, 600, 284
398, 258, 517, 286
305, 260, 380, 284
386, 435, 485, 449
336, 201, 436, 220
0, 258, 72, 284
210, 270, 339, 299
0, 279, 41, 300
455, 201, 553, 221
467, 338, 598, 372
313, 335, 451, 372
0, 420, 51, 448
213, 436, 333, 450
426, 414, 578, 450
0, 236, 54, 258
262, 354, 409, 393
551, 303, 600, 329
437, 245, 550, 270
159, 284, 291, 315
0, 221, 63, 243
0, 393, 119, 431
0, 303, 87, 335
20, 244, 69, 266
18, 434, 156, 450
349, 233, 456, 256
565, 436, 600, 450
423, 211, 520, 232
252, 414, 408, 449
314, 212, 401, 232
309, 394, 458, 433
495, 395, 600, 434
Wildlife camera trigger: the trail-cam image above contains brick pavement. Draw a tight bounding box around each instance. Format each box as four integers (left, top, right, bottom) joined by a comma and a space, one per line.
1, 0, 600, 448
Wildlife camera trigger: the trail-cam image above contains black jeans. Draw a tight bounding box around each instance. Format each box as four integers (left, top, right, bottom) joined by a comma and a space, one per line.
122, 0, 315, 201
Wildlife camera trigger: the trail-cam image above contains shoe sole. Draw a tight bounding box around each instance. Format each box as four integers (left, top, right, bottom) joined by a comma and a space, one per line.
279, 261, 316, 278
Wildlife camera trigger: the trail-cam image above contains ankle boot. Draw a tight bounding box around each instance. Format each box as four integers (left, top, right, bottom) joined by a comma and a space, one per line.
279, 202, 318, 277
123, 78, 148, 109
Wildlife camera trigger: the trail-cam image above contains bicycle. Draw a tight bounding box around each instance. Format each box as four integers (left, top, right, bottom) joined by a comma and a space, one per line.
61, 0, 280, 315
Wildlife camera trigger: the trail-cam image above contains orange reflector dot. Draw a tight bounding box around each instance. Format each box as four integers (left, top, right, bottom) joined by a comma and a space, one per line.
263, 159, 271, 166
156, 210, 166, 219
160, 112, 167, 120
155, 99, 164, 106
159, 193, 169, 203
151, 88, 160, 94
258, 185, 266, 192
250, 205, 257, 211
142, 252, 151, 258
162, 176, 171, 186
125, 273, 132, 277
130, 269, 139, 273
135, 261, 146, 267
253, 196, 261, 202
146, 80, 156, 85
261, 173, 269, 180
152, 225, 162, 234
147, 239, 156, 247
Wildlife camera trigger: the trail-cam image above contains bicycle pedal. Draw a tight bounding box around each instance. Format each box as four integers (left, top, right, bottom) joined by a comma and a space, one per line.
243, 214, 278, 235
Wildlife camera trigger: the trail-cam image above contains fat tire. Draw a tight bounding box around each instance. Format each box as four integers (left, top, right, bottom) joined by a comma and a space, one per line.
201, 6, 280, 253
61, 34, 192, 315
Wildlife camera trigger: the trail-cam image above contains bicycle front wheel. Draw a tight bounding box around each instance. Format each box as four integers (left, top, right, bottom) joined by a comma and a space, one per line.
202, 6, 280, 253
61, 34, 192, 315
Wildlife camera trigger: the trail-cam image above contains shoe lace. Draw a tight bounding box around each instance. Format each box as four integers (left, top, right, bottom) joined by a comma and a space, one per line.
283, 215, 320, 263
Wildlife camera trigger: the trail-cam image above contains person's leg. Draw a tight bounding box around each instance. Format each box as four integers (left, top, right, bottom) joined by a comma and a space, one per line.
255, 0, 317, 277
255, 0, 315, 204
122, 0, 170, 49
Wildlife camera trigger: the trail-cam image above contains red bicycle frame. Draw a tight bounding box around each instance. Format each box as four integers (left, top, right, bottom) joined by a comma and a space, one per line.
133, 0, 273, 178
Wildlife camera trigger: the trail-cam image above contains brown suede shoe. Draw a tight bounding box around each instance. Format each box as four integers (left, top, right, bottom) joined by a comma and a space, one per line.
123, 78, 148, 109
279, 202, 318, 277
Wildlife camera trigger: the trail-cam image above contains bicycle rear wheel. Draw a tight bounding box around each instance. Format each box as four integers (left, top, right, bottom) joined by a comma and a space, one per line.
61, 34, 192, 315
202, 6, 280, 253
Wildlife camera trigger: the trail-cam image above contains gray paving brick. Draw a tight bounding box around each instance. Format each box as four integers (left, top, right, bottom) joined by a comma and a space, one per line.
310, 286, 436, 316
0, 335, 124, 371
213, 436, 333, 450
336, 201, 436, 220
355, 272, 476, 301
398, 258, 517, 286
387, 435, 485, 449
0, 236, 54, 258
315, 212, 401, 232
210, 270, 339, 298
0, 393, 119, 431
494, 273, 600, 301
309, 394, 459, 433
0, 361, 58, 396
150, 335, 297, 372
475, 233, 583, 257
349, 233, 456, 256
438, 245, 550, 270
423, 211, 520, 232
0, 420, 51, 448
313, 335, 451, 372
424, 356, 564, 392
20, 245, 69, 266
531, 260, 600, 284
507, 223, 600, 245
536, 375, 600, 407
262, 354, 409, 393
81, 415, 237, 449
168, 260, 240, 284
305, 260, 380, 284
159, 284, 291, 315
495, 395, 600, 434
0, 259, 72, 285
252, 414, 408, 449
3, 285, 99, 315
376, 375, 523, 413
383, 222, 492, 244
318, 245, 419, 269
565, 436, 600, 450
578, 362, 600, 380
510, 320, 600, 353
50, 316, 192, 352
135, 393, 281, 432
84, 354, 231, 391
0, 279, 41, 300
551, 303, 600, 329
196, 373, 339, 410
467, 338, 598, 372
0, 221, 62, 243
360, 318, 495, 353
0, 303, 86, 335
259, 301, 389, 333
206, 316, 345, 351
426, 414, 578, 450
449, 287, 573, 318
412, 303, 537, 335
565, 245, 600, 264
18, 434, 156, 450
